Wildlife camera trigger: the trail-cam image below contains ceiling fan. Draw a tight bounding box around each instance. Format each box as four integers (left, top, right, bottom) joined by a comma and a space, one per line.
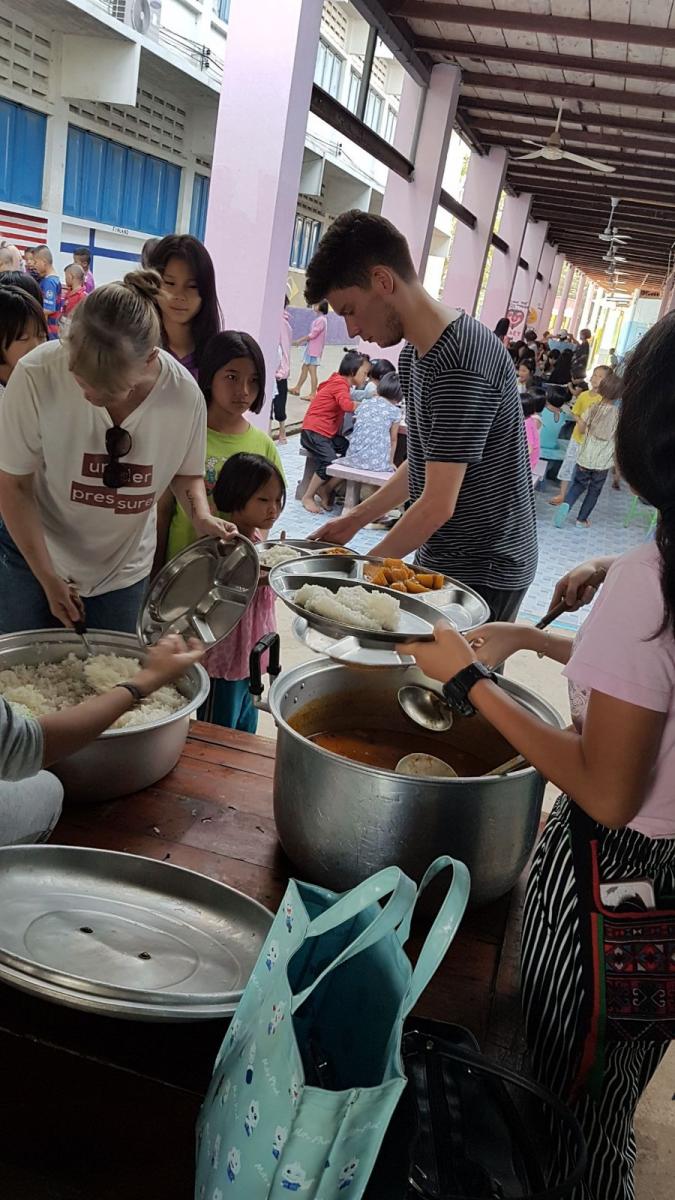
598, 197, 631, 242
512, 104, 616, 173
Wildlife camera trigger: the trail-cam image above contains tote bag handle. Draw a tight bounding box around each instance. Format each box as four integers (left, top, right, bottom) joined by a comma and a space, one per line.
400, 855, 471, 1017
291, 865, 417, 1015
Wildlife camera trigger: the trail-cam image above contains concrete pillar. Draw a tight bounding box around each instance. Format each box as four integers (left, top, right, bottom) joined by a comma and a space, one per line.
569, 276, 589, 337
442, 146, 508, 314
204, 0, 323, 427
580, 283, 596, 332
529, 242, 555, 321
553, 263, 574, 332
538, 251, 564, 335
511, 219, 548, 314
479, 190, 531, 331
382, 64, 461, 275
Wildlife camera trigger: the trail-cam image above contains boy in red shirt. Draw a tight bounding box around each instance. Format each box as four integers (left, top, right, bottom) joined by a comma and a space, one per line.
61, 263, 87, 320
300, 349, 369, 512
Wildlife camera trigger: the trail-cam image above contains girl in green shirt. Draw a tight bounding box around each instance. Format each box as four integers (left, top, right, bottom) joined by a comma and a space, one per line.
155, 331, 285, 568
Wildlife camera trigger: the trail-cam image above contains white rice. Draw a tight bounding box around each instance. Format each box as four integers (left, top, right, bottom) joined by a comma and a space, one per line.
0, 653, 185, 730
258, 544, 302, 569
295, 583, 400, 632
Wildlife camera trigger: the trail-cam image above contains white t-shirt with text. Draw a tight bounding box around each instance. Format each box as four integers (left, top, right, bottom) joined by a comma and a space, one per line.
0, 342, 206, 596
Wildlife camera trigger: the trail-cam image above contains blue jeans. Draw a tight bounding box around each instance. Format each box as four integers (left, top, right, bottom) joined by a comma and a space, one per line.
198, 678, 259, 733
0, 523, 148, 635
566, 466, 609, 523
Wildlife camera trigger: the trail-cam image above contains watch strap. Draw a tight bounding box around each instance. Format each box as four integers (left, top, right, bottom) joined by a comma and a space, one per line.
115, 682, 144, 706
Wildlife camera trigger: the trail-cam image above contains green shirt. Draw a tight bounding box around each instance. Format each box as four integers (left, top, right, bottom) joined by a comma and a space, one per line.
166, 424, 285, 561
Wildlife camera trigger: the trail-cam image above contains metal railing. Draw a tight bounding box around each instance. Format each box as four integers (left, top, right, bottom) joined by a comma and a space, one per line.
86, 0, 223, 84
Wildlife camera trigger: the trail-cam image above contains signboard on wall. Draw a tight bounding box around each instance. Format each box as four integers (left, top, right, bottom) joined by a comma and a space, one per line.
508, 302, 540, 338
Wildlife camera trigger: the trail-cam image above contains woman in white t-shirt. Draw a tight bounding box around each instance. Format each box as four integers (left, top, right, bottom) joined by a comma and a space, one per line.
400, 313, 675, 1200
0, 270, 235, 634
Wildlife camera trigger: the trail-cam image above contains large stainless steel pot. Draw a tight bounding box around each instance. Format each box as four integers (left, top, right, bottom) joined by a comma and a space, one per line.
258, 654, 564, 905
0, 630, 209, 804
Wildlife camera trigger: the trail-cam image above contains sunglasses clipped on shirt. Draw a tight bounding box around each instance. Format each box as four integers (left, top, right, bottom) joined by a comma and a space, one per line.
103, 425, 132, 488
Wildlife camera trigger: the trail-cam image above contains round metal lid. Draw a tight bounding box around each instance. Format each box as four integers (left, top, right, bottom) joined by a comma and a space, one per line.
138, 535, 259, 648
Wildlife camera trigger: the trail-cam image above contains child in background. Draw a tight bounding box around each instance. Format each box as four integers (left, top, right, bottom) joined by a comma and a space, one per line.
146, 234, 221, 381
201, 454, 285, 732
156, 331, 284, 571
554, 389, 621, 528
33, 246, 62, 340
341, 371, 402, 475
549, 365, 613, 506
351, 356, 396, 402
290, 300, 329, 400
521, 390, 546, 471
517, 361, 536, 395
300, 349, 370, 513
73, 246, 95, 294
61, 263, 87, 319
272, 294, 292, 444
0, 286, 48, 395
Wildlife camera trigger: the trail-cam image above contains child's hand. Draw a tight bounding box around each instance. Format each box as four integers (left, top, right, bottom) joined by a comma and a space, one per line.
135, 635, 204, 694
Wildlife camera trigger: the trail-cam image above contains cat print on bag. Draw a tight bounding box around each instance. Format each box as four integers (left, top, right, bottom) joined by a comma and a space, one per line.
228, 1018, 241, 1049
338, 1159, 359, 1189
289, 1074, 301, 1107
219, 1078, 231, 1108
212, 1134, 222, 1169
280, 1162, 314, 1192
226, 1147, 241, 1183
284, 902, 294, 933
265, 941, 279, 971
212, 1190, 222, 1200
272, 1126, 288, 1160
267, 1001, 285, 1035
245, 1041, 257, 1084
244, 1100, 260, 1137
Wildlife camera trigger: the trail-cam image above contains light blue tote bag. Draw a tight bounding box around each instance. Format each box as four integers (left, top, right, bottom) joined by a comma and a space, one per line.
195, 856, 470, 1199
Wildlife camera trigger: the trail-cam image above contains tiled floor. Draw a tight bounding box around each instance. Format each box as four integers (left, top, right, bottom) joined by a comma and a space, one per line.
274, 434, 655, 630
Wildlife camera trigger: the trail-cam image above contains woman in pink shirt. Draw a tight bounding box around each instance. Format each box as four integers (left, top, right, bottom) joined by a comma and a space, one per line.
400, 313, 675, 1200
289, 299, 328, 400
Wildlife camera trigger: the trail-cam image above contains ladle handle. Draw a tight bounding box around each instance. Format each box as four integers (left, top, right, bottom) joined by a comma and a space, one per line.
249, 633, 282, 699
536, 568, 607, 630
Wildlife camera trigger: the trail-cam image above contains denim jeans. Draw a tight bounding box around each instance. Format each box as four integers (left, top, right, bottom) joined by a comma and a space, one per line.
566, 466, 609, 523
0, 522, 148, 635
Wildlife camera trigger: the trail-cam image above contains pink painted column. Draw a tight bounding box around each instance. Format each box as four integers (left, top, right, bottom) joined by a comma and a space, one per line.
204, 0, 323, 427
553, 263, 574, 332
361, 62, 460, 363
538, 251, 564, 334
442, 146, 508, 314
569, 276, 589, 337
511, 219, 548, 314
529, 242, 555, 320
479, 190, 532, 330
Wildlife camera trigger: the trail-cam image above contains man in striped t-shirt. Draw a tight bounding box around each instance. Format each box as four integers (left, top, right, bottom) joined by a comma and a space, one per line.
306, 211, 537, 621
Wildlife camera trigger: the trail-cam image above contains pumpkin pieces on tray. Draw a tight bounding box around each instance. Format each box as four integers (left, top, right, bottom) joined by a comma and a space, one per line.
364, 559, 446, 595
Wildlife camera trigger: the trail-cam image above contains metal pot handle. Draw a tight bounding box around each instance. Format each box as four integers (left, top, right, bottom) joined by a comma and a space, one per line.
248, 633, 281, 711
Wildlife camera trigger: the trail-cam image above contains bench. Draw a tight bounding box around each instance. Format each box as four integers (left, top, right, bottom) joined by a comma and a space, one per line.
295, 446, 319, 500
325, 461, 393, 511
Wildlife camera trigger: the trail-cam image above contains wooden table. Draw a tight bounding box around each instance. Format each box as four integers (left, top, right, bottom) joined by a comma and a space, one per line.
0, 723, 525, 1199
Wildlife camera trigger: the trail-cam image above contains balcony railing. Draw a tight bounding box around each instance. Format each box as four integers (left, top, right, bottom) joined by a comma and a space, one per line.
86, 0, 224, 84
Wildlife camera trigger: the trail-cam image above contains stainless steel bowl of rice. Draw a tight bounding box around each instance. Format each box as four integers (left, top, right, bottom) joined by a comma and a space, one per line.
0, 629, 210, 804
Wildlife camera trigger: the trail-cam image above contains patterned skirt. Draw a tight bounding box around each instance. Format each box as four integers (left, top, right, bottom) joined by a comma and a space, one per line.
521, 794, 675, 1200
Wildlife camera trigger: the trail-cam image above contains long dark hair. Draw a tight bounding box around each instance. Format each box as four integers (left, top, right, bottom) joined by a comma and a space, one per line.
616, 315, 675, 636
200, 331, 266, 414
213, 452, 286, 517
147, 234, 222, 369
0, 286, 48, 359
0, 271, 43, 305
548, 348, 573, 384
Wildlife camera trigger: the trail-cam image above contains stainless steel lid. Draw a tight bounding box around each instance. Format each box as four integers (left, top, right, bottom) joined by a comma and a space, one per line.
0, 845, 272, 1020
138, 535, 259, 647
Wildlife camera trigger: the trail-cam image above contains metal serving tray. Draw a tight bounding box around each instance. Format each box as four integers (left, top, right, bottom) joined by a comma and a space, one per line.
291, 617, 416, 669
0, 846, 272, 1019
138, 535, 259, 648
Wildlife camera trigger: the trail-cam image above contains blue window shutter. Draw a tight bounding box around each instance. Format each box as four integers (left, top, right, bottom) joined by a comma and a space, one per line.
100, 140, 126, 226
64, 124, 180, 235
122, 149, 144, 231
63, 127, 84, 217
189, 174, 209, 240
0, 97, 46, 208
159, 162, 180, 234
81, 133, 107, 221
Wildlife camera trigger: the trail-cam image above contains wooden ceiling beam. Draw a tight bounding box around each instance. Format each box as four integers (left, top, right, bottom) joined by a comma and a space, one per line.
459, 97, 675, 139
538, 226, 673, 251
391, 3, 675, 50
460, 72, 675, 114
507, 174, 675, 204
415, 37, 675, 86
482, 136, 675, 178
535, 217, 675, 243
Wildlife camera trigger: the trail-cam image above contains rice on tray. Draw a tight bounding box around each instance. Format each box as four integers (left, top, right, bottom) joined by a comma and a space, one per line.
0, 653, 184, 730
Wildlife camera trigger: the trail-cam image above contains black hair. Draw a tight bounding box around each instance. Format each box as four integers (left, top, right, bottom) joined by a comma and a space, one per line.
616, 314, 675, 637
284, 294, 290, 308
549, 348, 573, 384
548, 349, 561, 361
597, 368, 622, 402
141, 238, 161, 270
521, 390, 546, 419
376, 371, 403, 404
305, 210, 415, 303
0, 286, 48, 360
368, 357, 396, 382
212, 452, 286, 519
579, 328, 592, 340
517, 360, 534, 374
200, 331, 266, 414
73, 246, 91, 267
524, 328, 538, 343
146, 234, 222, 371
316, 299, 329, 315
494, 317, 510, 338
0, 271, 43, 305
339, 349, 368, 378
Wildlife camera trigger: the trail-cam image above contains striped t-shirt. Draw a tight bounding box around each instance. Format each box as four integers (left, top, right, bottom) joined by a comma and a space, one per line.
398, 312, 537, 590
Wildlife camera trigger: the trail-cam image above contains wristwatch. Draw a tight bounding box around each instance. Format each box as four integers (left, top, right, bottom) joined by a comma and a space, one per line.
442, 662, 496, 718
114, 682, 145, 706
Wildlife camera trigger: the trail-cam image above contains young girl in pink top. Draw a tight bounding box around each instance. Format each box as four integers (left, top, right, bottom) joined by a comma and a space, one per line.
290, 299, 329, 400
201, 453, 284, 732
521, 390, 545, 470
400, 311, 675, 1200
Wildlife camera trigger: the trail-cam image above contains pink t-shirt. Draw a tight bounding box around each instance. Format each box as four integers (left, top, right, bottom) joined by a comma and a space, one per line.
203, 535, 276, 681
307, 314, 327, 357
563, 541, 675, 838
524, 415, 540, 470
